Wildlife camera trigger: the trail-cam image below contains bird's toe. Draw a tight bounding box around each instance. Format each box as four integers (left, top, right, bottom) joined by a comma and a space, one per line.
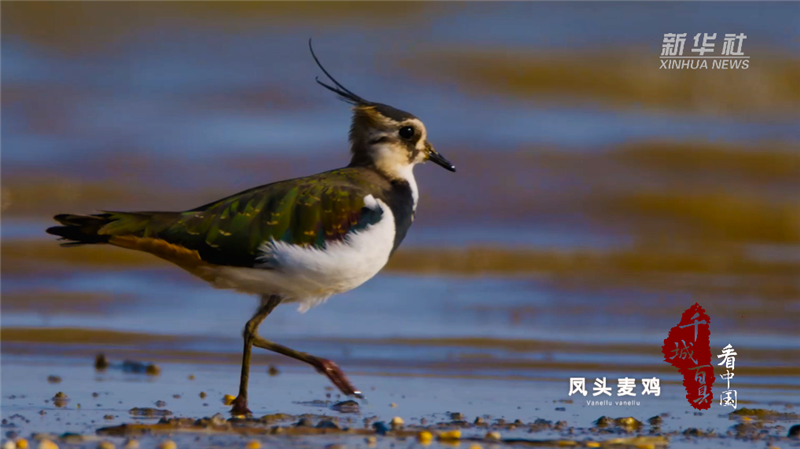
229, 395, 252, 416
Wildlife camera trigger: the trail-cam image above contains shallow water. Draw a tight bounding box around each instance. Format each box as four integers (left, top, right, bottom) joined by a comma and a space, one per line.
1, 352, 797, 449
2, 252, 799, 447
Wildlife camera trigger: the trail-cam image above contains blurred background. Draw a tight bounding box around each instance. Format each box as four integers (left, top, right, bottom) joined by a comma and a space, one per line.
2, 1, 799, 415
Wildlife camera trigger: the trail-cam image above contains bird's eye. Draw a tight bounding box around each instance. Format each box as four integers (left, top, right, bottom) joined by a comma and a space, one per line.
399, 126, 415, 139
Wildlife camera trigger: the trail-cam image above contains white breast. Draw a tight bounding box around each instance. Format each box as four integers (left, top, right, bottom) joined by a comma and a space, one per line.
203, 196, 396, 312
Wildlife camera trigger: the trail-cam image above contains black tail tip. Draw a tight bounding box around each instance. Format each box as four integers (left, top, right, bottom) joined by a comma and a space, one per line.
45, 220, 109, 245
46, 225, 67, 238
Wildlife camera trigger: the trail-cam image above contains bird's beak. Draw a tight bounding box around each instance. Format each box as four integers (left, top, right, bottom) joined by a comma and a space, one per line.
426, 145, 456, 172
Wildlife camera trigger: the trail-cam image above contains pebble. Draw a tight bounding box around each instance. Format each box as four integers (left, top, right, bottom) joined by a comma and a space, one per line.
595, 416, 612, 427
59, 435, 85, 445
2, 442, 15, 449
210, 413, 227, 427
123, 440, 139, 449
268, 366, 280, 376
389, 403, 397, 408
616, 417, 642, 431
450, 412, 464, 421
223, 395, 236, 406
15, 440, 28, 449
38, 441, 58, 449
157, 441, 176, 449
46, 376, 61, 384
97, 441, 114, 449
648, 416, 663, 425
469, 445, 483, 449
438, 430, 461, 441
128, 408, 172, 418
155, 401, 166, 408
364, 436, 377, 446
372, 422, 389, 435
52, 393, 68, 408
485, 432, 501, 441
474, 417, 485, 425
294, 418, 313, 427
95, 354, 110, 370
188, 375, 195, 380
245, 441, 260, 449
417, 431, 433, 444
586, 443, 600, 448
103, 415, 114, 420
390, 417, 404, 430
330, 400, 359, 413
199, 392, 207, 399
316, 420, 339, 430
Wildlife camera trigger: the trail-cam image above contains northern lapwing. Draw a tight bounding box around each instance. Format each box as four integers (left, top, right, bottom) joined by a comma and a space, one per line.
46, 41, 456, 415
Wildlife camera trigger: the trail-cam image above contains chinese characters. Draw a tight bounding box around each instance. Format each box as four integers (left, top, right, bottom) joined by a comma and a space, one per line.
662, 303, 713, 410
569, 377, 660, 397
718, 344, 738, 409
661, 33, 687, 56
660, 33, 749, 70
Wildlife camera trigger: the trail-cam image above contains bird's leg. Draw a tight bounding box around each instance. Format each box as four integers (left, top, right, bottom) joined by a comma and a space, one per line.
251, 335, 363, 399
230, 295, 281, 416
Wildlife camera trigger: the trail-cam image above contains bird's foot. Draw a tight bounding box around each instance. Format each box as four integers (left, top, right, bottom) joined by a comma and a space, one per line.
229, 395, 252, 416
315, 358, 364, 399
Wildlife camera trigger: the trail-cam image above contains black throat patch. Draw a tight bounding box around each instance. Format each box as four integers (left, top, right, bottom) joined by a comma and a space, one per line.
381, 179, 415, 255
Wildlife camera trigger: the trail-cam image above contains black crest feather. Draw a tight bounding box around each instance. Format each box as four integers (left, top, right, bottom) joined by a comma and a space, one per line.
309, 39, 370, 106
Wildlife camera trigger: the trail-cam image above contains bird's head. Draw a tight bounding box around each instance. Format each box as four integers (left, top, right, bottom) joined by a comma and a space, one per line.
309, 41, 455, 180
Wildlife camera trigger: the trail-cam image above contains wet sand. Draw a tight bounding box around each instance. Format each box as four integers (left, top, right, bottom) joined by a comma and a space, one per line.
3, 310, 800, 449
2, 344, 798, 449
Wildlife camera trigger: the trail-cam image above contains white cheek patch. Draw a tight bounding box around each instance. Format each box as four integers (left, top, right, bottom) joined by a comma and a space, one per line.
372, 143, 409, 168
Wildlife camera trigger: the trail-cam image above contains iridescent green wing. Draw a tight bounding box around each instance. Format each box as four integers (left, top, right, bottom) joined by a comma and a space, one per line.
155, 170, 384, 267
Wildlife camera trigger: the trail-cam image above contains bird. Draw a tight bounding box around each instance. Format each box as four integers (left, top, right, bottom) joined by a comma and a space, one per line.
46, 40, 456, 415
